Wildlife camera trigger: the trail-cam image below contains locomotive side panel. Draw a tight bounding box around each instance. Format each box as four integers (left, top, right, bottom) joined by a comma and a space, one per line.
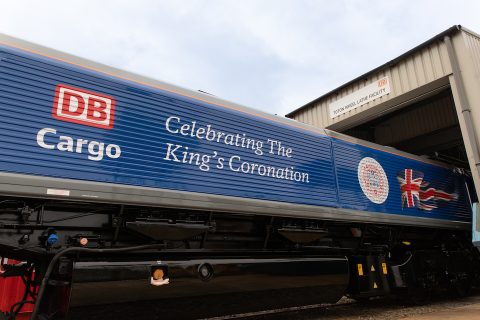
0, 38, 472, 228
332, 137, 471, 223
0, 44, 338, 208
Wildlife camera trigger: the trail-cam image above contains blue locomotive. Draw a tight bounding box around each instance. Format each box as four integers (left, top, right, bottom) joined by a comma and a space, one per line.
0, 34, 476, 319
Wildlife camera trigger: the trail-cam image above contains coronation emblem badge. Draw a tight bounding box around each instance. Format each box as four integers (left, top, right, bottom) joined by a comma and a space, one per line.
357, 157, 389, 204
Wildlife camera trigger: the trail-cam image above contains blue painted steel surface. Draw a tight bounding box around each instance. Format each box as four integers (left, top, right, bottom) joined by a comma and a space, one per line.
333, 139, 470, 222
0, 44, 471, 223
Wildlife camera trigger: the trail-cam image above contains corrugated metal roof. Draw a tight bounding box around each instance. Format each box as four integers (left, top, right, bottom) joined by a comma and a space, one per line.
286, 25, 464, 118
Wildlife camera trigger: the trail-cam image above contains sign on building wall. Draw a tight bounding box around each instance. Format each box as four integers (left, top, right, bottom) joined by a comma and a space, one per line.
329, 76, 391, 118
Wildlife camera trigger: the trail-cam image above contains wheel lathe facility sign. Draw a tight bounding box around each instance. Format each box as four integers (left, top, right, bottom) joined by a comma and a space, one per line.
329, 77, 391, 118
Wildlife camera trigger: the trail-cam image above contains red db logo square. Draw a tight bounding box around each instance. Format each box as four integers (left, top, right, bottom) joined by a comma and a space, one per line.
377, 78, 388, 88
52, 85, 115, 130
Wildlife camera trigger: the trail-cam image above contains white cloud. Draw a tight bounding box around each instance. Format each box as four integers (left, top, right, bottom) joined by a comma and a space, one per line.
1, 0, 480, 115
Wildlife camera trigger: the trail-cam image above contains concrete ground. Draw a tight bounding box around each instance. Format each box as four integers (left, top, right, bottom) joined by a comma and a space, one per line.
273, 293, 480, 320
68, 291, 480, 319
402, 295, 480, 320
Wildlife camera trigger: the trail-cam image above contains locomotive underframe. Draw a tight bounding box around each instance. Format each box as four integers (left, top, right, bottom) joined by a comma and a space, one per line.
0, 196, 477, 319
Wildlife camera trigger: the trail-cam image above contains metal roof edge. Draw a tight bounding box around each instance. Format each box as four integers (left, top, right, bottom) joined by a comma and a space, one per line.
458, 25, 480, 39
285, 25, 463, 118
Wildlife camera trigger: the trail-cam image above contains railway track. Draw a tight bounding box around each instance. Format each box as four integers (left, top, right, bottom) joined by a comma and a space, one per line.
69, 290, 480, 320
198, 302, 355, 320
69, 296, 356, 320
229, 293, 480, 320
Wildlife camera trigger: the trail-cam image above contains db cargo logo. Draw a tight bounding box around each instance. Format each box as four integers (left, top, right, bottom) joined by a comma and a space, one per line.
52, 85, 115, 130
377, 78, 388, 87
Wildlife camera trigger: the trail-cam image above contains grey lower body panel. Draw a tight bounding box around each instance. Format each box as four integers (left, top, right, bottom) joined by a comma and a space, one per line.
0, 172, 470, 230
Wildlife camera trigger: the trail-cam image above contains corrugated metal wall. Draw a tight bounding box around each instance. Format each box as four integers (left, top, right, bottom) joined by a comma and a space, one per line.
457, 30, 480, 152
452, 29, 480, 202
374, 91, 457, 146
462, 30, 480, 74
290, 40, 453, 130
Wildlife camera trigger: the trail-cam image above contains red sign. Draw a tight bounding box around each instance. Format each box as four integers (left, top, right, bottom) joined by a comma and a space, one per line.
377, 78, 388, 87
0, 258, 34, 317
52, 84, 115, 130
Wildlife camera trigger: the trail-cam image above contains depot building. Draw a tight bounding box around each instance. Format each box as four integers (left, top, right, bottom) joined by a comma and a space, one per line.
286, 25, 480, 202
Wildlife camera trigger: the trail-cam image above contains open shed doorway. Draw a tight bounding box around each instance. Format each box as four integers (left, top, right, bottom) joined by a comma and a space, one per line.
342, 88, 468, 170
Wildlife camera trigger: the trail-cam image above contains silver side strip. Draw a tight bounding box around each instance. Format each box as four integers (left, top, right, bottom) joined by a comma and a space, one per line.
0, 172, 469, 230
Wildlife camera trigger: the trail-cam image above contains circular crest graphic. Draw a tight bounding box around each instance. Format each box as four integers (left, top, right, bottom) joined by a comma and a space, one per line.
357, 157, 389, 204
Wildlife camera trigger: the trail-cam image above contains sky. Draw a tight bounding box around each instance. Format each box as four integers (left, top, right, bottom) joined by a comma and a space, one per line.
1, 0, 480, 116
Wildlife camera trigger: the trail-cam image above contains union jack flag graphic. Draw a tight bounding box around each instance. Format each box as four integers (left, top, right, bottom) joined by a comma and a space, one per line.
397, 169, 458, 211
